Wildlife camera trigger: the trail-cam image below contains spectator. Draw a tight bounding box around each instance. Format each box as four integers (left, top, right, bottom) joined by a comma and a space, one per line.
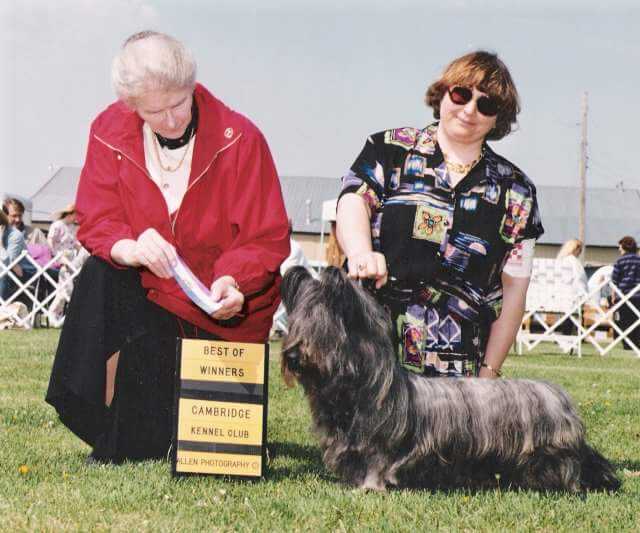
0, 210, 37, 300
2, 198, 48, 246
611, 236, 640, 350
326, 221, 345, 268
280, 220, 311, 275
556, 239, 588, 297
587, 264, 613, 307
47, 204, 88, 325
48, 203, 83, 257
555, 239, 588, 335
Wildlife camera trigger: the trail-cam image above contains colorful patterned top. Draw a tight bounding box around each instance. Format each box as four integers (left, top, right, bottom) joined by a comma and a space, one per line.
340, 123, 544, 377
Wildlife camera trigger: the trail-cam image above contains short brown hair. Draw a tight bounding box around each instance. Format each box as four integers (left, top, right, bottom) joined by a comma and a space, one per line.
619, 236, 638, 254
425, 50, 520, 141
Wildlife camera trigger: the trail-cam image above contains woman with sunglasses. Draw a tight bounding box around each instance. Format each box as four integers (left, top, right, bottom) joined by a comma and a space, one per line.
336, 50, 543, 379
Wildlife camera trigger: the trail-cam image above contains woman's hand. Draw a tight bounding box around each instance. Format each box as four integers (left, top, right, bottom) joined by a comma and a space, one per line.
336, 193, 388, 289
133, 229, 177, 278
111, 229, 177, 278
346, 251, 388, 289
482, 272, 530, 378
210, 275, 244, 320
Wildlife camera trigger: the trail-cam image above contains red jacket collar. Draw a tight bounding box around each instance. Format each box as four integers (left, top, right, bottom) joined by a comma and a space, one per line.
93, 83, 244, 181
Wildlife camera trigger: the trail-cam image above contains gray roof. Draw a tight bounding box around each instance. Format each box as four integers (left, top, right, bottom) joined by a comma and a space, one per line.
29, 167, 640, 246
536, 186, 640, 247
30, 168, 342, 233
31, 167, 81, 222
280, 175, 340, 234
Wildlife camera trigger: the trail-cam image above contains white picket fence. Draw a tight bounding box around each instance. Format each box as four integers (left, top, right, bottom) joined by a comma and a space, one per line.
517, 258, 640, 357
2, 252, 639, 358
0, 250, 83, 329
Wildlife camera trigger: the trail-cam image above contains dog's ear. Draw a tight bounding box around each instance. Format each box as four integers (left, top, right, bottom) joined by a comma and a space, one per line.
281, 266, 313, 312
321, 266, 360, 314
280, 342, 301, 387
320, 266, 376, 333
321, 266, 351, 290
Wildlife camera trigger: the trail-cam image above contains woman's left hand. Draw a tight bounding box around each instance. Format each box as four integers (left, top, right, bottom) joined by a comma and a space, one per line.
210, 276, 244, 320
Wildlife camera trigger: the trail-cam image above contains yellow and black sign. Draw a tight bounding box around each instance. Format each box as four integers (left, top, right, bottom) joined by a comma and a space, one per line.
172, 339, 268, 478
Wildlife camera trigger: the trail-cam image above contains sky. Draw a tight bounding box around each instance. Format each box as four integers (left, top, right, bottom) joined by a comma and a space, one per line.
1, 0, 639, 204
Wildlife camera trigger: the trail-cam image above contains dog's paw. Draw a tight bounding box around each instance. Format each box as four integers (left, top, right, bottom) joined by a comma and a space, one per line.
358, 471, 387, 491
357, 482, 387, 492
384, 471, 399, 487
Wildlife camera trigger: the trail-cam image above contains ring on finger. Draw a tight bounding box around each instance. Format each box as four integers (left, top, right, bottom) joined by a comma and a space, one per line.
357, 263, 366, 271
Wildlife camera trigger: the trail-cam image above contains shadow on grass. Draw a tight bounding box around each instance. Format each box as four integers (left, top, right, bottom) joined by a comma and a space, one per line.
266, 442, 632, 494
613, 459, 640, 471
266, 440, 334, 482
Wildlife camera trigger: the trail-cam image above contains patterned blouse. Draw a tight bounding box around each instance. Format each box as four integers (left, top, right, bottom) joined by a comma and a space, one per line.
340, 123, 544, 377
47, 220, 80, 257
611, 253, 640, 300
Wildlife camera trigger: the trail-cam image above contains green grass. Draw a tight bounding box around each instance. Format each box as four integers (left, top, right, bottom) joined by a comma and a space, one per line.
1, 330, 639, 532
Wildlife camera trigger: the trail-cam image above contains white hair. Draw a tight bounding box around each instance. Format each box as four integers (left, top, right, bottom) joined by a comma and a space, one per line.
111, 31, 197, 105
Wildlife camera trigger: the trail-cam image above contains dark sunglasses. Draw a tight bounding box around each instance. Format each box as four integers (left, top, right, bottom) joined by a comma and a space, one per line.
448, 86, 499, 117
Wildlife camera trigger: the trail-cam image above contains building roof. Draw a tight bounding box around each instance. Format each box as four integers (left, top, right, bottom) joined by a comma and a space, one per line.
29, 167, 639, 246
280, 176, 341, 234
30, 167, 81, 222
536, 186, 640, 247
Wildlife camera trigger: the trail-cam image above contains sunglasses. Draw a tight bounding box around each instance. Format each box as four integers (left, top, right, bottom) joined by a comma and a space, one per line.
447, 86, 499, 117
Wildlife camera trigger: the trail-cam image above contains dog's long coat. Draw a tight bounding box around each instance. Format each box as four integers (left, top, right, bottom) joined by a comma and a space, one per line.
281, 266, 620, 492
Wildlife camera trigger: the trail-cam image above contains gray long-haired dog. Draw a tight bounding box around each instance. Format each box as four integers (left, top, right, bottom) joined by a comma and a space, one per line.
281, 266, 620, 492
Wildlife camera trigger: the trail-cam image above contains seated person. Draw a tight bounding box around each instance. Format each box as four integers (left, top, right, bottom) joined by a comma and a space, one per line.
2, 198, 48, 246
1, 210, 37, 300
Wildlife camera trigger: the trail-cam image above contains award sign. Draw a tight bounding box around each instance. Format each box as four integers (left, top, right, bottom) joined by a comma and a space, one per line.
172, 339, 268, 478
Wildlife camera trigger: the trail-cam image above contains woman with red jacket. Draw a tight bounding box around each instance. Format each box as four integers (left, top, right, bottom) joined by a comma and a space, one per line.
46, 31, 290, 463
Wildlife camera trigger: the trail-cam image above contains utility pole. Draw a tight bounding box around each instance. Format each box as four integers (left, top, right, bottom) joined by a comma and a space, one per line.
578, 92, 588, 262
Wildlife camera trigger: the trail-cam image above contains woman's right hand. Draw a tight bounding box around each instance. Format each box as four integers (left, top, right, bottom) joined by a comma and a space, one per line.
132, 228, 177, 278
111, 229, 177, 278
346, 250, 388, 289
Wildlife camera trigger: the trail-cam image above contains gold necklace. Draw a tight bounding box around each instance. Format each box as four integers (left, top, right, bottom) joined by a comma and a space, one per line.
443, 149, 484, 175
151, 132, 193, 174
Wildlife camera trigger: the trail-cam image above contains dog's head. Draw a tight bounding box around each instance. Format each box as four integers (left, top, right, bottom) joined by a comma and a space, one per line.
280, 266, 394, 387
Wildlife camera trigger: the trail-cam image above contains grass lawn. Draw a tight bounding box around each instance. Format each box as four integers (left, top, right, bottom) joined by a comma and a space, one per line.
1, 329, 639, 532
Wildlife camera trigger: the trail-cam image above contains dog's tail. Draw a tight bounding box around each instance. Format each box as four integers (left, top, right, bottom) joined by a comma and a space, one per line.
580, 444, 621, 492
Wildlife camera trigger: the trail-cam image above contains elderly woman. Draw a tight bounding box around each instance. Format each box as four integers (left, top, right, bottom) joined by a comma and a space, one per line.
46, 31, 289, 463
337, 51, 543, 379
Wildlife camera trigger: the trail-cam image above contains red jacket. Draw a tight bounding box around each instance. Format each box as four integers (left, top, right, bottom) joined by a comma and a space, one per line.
75, 84, 290, 342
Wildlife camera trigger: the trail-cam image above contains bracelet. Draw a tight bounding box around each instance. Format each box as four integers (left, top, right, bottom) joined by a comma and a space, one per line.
480, 362, 502, 378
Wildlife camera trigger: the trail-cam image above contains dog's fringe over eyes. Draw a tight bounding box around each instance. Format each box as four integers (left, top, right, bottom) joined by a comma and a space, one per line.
280, 266, 621, 493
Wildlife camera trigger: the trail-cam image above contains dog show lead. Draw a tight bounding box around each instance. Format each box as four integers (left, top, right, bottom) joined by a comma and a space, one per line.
337, 51, 543, 378
46, 31, 289, 464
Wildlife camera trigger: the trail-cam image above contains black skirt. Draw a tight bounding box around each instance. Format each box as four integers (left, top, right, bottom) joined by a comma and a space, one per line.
45, 256, 217, 463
